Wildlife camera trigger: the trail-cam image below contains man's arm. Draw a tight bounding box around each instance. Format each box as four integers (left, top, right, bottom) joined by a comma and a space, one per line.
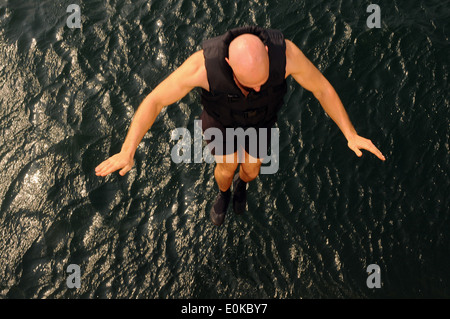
95, 50, 208, 177
285, 39, 385, 161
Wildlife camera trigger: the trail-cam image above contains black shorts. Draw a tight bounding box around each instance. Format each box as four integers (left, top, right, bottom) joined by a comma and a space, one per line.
200, 110, 273, 159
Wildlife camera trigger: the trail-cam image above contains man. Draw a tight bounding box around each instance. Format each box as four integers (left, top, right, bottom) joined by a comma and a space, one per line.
95, 26, 385, 226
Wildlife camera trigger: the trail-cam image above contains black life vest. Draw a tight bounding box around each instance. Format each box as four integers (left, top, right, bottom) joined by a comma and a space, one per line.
200, 26, 287, 128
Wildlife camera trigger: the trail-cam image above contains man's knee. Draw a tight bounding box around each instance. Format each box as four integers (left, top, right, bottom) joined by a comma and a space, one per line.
216, 162, 238, 180
240, 163, 261, 181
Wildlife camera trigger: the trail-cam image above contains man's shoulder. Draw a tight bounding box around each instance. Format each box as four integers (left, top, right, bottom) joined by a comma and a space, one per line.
284, 40, 305, 78
184, 50, 209, 91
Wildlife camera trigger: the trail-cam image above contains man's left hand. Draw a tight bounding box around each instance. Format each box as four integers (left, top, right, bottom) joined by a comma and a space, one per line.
347, 135, 386, 161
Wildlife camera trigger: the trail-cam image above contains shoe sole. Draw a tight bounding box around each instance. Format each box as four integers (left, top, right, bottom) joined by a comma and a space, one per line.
209, 191, 229, 226
210, 207, 225, 226
232, 172, 246, 215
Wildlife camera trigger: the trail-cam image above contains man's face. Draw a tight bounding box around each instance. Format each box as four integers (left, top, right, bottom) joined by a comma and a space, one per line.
232, 71, 269, 93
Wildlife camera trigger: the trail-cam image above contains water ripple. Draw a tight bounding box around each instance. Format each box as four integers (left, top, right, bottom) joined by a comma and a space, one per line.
1, 0, 449, 299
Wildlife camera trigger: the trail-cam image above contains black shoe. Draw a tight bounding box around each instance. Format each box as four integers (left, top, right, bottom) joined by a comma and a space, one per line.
232, 173, 247, 215
210, 189, 231, 226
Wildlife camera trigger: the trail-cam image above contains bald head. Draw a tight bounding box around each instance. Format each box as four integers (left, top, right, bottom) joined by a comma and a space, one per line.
226, 34, 269, 91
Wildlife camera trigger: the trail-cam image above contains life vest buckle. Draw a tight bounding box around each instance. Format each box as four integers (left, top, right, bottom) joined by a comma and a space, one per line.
227, 94, 240, 103
242, 110, 258, 119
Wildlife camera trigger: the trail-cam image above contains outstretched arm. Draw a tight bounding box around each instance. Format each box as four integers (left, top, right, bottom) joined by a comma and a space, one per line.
285, 40, 385, 161
95, 50, 208, 177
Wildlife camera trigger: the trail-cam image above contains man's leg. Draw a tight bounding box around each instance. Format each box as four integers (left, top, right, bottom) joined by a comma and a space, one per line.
232, 150, 263, 215
239, 150, 263, 182
210, 152, 238, 226
214, 152, 239, 191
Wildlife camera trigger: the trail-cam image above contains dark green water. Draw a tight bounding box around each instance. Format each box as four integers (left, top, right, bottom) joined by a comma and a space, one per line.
0, 0, 449, 298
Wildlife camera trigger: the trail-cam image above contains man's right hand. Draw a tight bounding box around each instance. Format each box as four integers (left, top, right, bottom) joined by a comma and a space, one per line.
95, 152, 134, 177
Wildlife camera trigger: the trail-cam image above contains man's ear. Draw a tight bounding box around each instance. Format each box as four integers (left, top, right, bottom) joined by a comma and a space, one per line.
265, 45, 268, 52
225, 57, 230, 65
